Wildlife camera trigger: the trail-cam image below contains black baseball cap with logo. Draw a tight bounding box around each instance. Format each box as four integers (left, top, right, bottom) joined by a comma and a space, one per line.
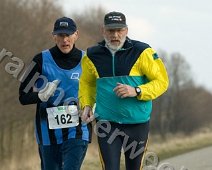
52, 17, 77, 35
104, 11, 127, 29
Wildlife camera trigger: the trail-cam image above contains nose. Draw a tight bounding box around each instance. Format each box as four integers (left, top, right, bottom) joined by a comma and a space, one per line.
112, 30, 119, 37
115, 32, 119, 38
110, 31, 119, 39
63, 36, 69, 42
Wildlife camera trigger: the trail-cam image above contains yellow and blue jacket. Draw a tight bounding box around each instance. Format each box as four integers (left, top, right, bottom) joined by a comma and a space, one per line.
79, 38, 169, 124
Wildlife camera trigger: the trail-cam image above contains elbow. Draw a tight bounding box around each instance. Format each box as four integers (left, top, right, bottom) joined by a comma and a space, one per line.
158, 78, 169, 97
19, 96, 28, 105
161, 79, 169, 94
164, 80, 169, 91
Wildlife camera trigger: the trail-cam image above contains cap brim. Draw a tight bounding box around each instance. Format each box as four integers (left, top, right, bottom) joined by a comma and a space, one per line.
52, 29, 75, 35
104, 24, 127, 29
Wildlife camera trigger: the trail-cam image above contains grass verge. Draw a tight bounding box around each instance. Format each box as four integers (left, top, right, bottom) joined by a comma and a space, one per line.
148, 130, 212, 160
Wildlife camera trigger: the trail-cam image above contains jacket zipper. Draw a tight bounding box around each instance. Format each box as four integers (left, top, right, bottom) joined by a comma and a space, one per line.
112, 53, 115, 76
100, 44, 130, 77
111, 48, 126, 76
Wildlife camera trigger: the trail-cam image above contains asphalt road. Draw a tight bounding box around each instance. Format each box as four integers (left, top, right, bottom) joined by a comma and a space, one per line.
159, 146, 212, 170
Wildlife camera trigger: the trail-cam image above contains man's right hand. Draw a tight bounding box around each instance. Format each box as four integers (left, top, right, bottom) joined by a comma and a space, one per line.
38, 80, 60, 102
81, 106, 95, 123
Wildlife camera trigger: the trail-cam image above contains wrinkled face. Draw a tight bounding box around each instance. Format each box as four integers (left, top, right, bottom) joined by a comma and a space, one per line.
52, 31, 78, 54
102, 27, 128, 51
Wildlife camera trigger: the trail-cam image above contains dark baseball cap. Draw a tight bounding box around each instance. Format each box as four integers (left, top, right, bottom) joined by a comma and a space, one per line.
52, 17, 77, 35
104, 11, 127, 29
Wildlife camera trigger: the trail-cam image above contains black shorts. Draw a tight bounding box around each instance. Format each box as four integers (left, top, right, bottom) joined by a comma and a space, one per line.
95, 120, 149, 170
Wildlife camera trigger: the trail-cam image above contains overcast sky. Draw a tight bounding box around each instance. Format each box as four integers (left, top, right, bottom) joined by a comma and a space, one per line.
60, 0, 212, 92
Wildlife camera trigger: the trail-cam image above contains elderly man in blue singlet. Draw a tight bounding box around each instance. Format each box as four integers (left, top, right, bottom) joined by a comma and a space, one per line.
19, 17, 91, 170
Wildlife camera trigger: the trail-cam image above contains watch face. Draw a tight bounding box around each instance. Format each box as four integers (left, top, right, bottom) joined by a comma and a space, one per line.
135, 87, 141, 95
136, 87, 141, 93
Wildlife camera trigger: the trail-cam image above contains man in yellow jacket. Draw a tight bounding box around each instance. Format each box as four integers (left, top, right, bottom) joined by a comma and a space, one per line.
79, 11, 169, 170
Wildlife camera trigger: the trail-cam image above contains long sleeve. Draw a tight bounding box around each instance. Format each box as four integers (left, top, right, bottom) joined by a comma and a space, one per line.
78, 55, 98, 109
136, 48, 169, 100
19, 55, 42, 105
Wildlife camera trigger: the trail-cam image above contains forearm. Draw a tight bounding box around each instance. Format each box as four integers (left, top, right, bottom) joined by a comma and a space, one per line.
79, 85, 96, 108
139, 77, 168, 100
19, 91, 41, 105
19, 55, 42, 105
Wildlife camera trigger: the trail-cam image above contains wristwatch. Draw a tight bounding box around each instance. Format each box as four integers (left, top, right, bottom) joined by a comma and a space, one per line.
135, 87, 141, 96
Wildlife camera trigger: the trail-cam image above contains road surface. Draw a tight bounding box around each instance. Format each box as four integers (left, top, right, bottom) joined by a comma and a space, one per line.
159, 146, 212, 170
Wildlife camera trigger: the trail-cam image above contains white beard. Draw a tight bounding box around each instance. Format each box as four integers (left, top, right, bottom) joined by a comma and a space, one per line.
104, 36, 126, 51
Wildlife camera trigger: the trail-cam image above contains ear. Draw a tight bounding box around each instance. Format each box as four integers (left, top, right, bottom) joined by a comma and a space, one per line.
126, 27, 129, 34
74, 30, 79, 41
52, 34, 56, 43
101, 25, 105, 34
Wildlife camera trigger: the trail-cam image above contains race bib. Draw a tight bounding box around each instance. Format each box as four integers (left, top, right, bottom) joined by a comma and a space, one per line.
46, 105, 79, 129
